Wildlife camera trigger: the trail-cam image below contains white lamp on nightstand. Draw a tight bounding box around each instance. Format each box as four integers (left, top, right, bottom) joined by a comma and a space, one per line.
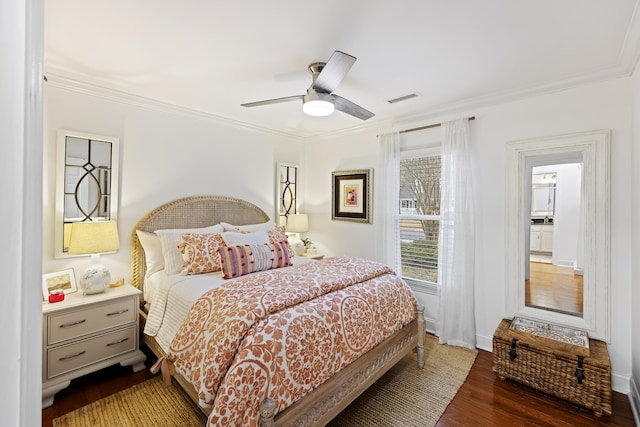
68, 221, 120, 295
286, 214, 309, 256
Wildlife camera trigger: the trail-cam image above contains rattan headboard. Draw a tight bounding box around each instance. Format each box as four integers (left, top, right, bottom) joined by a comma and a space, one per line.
130, 195, 270, 292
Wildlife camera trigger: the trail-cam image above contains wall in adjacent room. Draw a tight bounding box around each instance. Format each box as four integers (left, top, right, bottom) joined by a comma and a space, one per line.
304, 77, 633, 393
42, 84, 304, 283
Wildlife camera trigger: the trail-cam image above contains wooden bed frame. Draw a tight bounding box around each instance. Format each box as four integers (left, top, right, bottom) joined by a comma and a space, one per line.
131, 195, 425, 426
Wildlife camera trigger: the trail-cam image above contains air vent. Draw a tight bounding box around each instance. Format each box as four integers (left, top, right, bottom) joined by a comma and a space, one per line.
386, 92, 421, 104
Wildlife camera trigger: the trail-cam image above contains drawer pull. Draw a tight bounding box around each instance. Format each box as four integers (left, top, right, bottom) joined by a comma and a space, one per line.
59, 351, 86, 361
106, 337, 129, 347
59, 319, 86, 328
106, 309, 129, 317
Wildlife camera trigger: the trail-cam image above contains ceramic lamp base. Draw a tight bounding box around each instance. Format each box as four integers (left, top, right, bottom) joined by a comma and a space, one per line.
79, 254, 111, 295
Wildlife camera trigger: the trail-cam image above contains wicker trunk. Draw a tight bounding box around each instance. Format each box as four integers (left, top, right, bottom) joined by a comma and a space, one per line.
493, 318, 612, 416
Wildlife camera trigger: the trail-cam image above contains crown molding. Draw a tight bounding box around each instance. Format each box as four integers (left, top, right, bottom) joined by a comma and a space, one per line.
312, 64, 632, 141
618, 0, 640, 76
46, 62, 634, 143
44, 73, 305, 141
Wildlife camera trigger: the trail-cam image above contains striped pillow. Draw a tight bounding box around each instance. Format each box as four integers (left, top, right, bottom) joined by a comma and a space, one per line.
218, 241, 292, 279
229, 225, 294, 258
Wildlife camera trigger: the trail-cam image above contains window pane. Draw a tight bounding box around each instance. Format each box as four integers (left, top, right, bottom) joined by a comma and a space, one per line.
399, 155, 441, 284
399, 156, 441, 215
400, 219, 439, 283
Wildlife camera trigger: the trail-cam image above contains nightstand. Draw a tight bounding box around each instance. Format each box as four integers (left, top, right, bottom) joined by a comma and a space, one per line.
42, 283, 146, 408
302, 253, 324, 260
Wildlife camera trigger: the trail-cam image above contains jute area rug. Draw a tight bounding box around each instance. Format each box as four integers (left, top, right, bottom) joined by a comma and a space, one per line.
53, 334, 477, 427
52, 374, 207, 427
328, 334, 478, 426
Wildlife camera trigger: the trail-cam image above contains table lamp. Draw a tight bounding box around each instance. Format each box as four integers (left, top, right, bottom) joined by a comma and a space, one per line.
68, 221, 120, 294
285, 214, 309, 256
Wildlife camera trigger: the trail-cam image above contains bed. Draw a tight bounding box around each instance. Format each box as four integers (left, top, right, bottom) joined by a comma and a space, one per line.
131, 195, 425, 426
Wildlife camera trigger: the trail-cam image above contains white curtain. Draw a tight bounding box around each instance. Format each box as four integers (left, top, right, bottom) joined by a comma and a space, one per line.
436, 118, 476, 349
378, 132, 401, 273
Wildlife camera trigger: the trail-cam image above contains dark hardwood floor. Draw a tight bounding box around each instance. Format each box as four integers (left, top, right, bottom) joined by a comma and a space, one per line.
42, 345, 158, 427
43, 344, 636, 426
438, 350, 635, 426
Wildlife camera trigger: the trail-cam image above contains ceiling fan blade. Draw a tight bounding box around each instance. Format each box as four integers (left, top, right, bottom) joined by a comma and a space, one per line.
333, 95, 374, 120
241, 95, 303, 107
312, 51, 356, 93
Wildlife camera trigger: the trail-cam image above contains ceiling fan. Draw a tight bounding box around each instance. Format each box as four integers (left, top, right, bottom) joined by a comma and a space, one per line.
241, 50, 374, 120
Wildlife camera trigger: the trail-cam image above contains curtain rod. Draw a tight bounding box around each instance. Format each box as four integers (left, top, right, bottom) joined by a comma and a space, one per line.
399, 116, 475, 135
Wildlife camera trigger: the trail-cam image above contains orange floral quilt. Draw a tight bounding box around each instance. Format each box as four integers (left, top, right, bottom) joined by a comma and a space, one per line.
165, 256, 417, 426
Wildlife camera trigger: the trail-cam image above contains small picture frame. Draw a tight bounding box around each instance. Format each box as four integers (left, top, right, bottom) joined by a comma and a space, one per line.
42, 268, 77, 301
331, 169, 373, 223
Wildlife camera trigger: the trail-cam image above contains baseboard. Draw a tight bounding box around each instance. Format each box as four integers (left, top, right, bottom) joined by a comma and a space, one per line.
425, 320, 494, 350
630, 375, 640, 426
612, 372, 631, 394
429, 332, 493, 352
476, 333, 493, 352
424, 315, 437, 335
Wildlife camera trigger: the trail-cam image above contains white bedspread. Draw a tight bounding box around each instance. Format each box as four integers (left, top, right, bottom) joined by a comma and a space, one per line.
144, 257, 314, 352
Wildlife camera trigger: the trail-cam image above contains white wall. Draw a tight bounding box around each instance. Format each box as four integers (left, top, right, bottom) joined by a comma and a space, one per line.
550, 164, 582, 267
42, 84, 304, 287
305, 77, 634, 393
2, 0, 43, 425
40, 69, 637, 402
630, 66, 640, 420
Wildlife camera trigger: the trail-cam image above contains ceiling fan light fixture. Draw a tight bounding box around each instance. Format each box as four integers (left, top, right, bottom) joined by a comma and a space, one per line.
303, 99, 334, 116
241, 51, 373, 120
303, 92, 334, 117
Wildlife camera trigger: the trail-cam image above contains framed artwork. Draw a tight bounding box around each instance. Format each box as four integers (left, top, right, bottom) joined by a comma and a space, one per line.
42, 268, 77, 301
331, 169, 372, 223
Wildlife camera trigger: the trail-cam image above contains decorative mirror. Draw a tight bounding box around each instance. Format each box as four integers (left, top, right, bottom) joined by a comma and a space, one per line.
505, 130, 610, 340
531, 173, 556, 218
54, 129, 120, 258
277, 163, 298, 226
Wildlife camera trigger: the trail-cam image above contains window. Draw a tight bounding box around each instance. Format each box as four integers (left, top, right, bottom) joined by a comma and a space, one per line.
399, 153, 441, 288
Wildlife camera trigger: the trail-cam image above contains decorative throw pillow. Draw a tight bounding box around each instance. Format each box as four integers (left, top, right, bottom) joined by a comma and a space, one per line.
220, 221, 275, 232
221, 229, 270, 246
224, 225, 294, 258
155, 224, 224, 275
179, 233, 227, 275
135, 230, 165, 277
266, 225, 294, 258
218, 241, 292, 279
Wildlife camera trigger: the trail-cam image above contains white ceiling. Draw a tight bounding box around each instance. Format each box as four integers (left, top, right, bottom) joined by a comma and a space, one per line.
45, 0, 640, 139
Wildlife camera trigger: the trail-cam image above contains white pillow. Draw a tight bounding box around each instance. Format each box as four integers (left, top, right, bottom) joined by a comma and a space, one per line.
220, 221, 275, 232
155, 224, 224, 275
136, 230, 165, 277
221, 229, 270, 246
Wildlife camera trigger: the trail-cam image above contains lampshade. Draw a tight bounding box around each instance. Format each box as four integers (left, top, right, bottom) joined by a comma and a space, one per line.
286, 214, 309, 233
68, 221, 120, 295
303, 92, 335, 117
68, 221, 120, 255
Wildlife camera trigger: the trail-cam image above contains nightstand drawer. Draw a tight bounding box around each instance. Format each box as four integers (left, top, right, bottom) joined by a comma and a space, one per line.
47, 325, 137, 379
47, 297, 136, 345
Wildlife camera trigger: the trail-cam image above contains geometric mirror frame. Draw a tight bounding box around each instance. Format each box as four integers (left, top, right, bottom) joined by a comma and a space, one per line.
54, 129, 120, 258
276, 162, 299, 226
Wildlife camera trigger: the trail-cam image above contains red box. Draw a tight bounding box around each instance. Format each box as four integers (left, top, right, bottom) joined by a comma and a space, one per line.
48, 292, 65, 303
